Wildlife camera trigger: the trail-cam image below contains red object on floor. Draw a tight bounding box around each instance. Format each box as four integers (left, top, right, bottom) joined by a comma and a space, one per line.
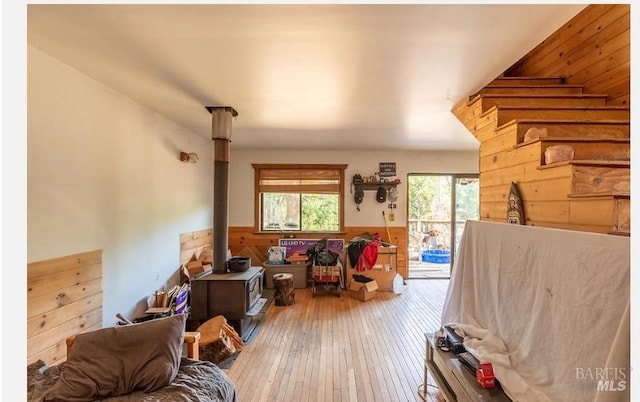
476, 362, 496, 389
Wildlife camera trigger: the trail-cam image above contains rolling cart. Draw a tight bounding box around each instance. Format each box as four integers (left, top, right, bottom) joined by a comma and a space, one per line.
311, 263, 342, 297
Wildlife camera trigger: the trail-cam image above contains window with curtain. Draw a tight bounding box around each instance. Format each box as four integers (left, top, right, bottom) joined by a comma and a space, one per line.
252, 164, 347, 233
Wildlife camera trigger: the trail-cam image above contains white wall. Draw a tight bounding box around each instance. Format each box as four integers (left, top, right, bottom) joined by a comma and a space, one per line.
27, 44, 479, 325
28, 45, 214, 326
229, 149, 478, 228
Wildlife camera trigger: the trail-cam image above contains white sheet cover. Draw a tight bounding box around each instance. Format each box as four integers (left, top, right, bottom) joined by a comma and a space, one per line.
441, 221, 629, 402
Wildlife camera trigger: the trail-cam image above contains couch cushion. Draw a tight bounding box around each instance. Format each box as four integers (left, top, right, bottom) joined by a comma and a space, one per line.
44, 314, 186, 401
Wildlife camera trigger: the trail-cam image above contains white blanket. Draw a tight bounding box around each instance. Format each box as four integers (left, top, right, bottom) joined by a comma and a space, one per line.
442, 221, 629, 402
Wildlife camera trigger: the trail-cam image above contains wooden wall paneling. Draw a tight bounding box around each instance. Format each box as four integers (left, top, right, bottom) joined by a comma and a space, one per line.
479, 128, 518, 156
480, 185, 510, 204
27, 322, 103, 366
517, 177, 573, 201
496, 107, 629, 126
483, 199, 575, 225
479, 165, 526, 189
475, 2, 631, 234
27, 250, 102, 280
483, 140, 630, 187
478, 94, 607, 111
615, 197, 630, 232
179, 228, 213, 264
450, 97, 481, 132
488, 77, 565, 87
481, 177, 572, 203
28, 277, 102, 318
553, 29, 630, 92
28, 293, 103, 338
505, 5, 618, 76
484, 156, 563, 183
480, 160, 575, 189
27, 249, 103, 366
608, 96, 629, 108
523, 5, 618, 74
569, 197, 616, 227
504, 5, 630, 107
528, 220, 610, 234
571, 164, 630, 194
544, 9, 629, 78
522, 200, 570, 223
228, 227, 282, 255
483, 185, 616, 231
27, 339, 66, 367
27, 262, 101, 298
480, 201, 507, 221
474, 120, 505, 143
538, 139, 630, 162
481, 162, 631, 202
599, 78, 630, 106
228, 226, 409, 279
479, 145, 542, 173
514, 121, 630, 142
28, 308, 103, 365
468, 97, 488, 119
573, 48, 629, 91
474, 108, 499, 132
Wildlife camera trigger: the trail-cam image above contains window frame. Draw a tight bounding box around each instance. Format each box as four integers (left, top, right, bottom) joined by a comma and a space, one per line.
252, 163, 347, 234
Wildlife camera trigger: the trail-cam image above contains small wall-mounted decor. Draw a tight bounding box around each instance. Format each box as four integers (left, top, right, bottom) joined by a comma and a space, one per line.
507, 182, 525, 225
180, 152, 199, 163
379, 162, 396, 177
387, 186, 398, 210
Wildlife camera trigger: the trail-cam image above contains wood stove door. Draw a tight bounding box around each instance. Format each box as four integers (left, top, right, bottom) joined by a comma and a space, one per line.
246, 269, 263, 310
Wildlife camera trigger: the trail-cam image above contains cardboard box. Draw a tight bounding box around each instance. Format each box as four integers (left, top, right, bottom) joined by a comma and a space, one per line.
346, 246, 397, 291
349, 280, 378, 302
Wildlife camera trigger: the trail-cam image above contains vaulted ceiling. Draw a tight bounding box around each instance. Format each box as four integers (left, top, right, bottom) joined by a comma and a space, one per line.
27, 4, 587, 151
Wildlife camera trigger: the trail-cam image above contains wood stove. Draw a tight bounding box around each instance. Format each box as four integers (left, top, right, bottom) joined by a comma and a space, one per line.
190, 266, 265, 341
190, 106, 268, 340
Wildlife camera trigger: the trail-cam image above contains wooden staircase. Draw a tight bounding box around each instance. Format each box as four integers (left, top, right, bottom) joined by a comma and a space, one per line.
452, 76, 630, 235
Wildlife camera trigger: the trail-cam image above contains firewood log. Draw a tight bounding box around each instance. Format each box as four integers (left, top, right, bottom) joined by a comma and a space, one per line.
223, 323, 244, 350
196, 315, 236, 363
274, 273, 295, 306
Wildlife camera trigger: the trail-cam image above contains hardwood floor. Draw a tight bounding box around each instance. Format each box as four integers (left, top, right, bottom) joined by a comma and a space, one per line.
225, 279, 450, 402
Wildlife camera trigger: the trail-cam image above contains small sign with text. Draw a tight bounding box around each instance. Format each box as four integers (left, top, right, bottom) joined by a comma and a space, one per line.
379, 162, 396, 177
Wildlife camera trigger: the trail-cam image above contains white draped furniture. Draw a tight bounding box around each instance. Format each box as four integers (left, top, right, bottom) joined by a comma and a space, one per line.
440, 221, 629, 402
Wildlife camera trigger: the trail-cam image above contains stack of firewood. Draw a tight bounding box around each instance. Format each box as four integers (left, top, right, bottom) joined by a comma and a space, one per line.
181, 247, 214, 282
196, 315, 244, 364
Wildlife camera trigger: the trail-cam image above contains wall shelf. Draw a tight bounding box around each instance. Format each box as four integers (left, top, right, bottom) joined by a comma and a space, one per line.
352, 182, 400, 191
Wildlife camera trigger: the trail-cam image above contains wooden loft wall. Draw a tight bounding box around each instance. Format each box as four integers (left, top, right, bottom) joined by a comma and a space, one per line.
450, 4, 630, 235
504, 4, 630, 107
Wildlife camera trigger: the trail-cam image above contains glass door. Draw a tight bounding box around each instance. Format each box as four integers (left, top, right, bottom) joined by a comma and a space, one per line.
407, 174, 478, 279
453, 176, 480, 266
